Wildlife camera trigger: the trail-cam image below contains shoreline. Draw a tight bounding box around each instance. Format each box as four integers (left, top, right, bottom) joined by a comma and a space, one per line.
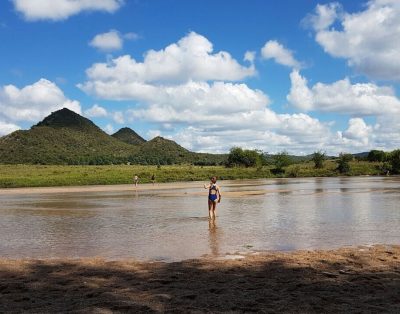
0, 245, 399, 312
0, 175, 394, 195
0, 162, 387, 189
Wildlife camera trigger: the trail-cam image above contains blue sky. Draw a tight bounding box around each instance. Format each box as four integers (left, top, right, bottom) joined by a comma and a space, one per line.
1, 0, 400, 154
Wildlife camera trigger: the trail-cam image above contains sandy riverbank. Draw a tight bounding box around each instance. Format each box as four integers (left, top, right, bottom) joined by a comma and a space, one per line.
0, 245, 399, 313
0, 179, 291, 197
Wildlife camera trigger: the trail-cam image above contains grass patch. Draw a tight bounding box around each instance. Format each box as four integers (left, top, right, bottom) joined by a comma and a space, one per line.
0, 161, 386, 188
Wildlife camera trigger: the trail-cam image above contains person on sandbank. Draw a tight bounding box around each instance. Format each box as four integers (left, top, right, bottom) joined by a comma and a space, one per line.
204, 176, 222, 220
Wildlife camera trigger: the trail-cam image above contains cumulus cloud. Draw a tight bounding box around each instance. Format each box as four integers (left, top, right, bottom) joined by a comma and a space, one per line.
103, 123, 114, 134
373, 115, 400, 150
0, 79, 81, 122
126, 97, 331, 154
78, 32, 338, 154
306, 0, 400, 80
303, 2, 342, 31
337, 117, 373, 147
79, 32, 255, 89
80, 31, 388, 154
287, 70, 400, 115
89, 30, 138, 51
89, 30, 123, 51
12, 0, 124, 21
84, 104, 108, 118
261, 40, 301, 68
112, 111, 125, 124
0, 121, 20, 136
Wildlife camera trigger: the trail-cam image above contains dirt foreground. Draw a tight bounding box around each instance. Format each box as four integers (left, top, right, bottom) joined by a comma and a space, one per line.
0, 245, 399, 313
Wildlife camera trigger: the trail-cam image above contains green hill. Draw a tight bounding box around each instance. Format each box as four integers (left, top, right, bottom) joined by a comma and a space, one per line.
0, 108, 139, 164
112, 127, 146, 145
0, 108, 227, 165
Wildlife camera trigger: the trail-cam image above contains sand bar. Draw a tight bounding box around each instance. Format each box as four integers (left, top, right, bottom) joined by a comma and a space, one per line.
0, 179, 291, 196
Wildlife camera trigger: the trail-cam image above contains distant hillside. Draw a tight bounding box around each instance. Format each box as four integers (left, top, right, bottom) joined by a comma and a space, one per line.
112, 127, 146, 145
132, 136, 190, 164
0, 108, 139, 164
353, 152, 369, 158
0, 108, 227, 165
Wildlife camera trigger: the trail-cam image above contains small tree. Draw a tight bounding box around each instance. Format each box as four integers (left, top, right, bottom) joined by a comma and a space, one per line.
389, 149, 400, 174
273, 151, 292, 173
367, 150, 387, 162
311, 151, 326, 169
226, 147, 262, 167
337, 153, 353, 174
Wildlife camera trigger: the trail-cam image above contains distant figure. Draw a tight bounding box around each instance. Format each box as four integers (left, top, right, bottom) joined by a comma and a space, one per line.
151, 174, 156, 185
133, 175, 139, 187
204, 176, 222, 220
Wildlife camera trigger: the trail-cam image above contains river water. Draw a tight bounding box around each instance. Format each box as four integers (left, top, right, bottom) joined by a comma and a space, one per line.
0, 177, 399, 261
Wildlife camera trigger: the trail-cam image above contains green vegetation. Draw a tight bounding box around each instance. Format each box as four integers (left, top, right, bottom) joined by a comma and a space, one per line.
272, 151, 293, 173
226, 147, 263, 167
0, 160, 387, 188
0, 108, 226, 166
367, 150, 388, 162
389, 149, 400, 174
336, 153, 353, 174
112, 127, 146, 145
311, 151, 326, 169
0, 109, 399, 188
0, 165, 272, 188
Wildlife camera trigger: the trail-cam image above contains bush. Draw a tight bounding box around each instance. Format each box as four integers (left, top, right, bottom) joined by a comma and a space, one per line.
367, 150, 387, 162
311, 151, 326, 169
273, 151, 292, 173
336, 153, 353, 174
389, 149, 400, 174
226, 147, 263, 168
286, 165, 301, 177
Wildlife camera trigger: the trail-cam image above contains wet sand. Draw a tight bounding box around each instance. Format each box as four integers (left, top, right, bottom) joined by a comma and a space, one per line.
0, 245, 399, 313
0, 180, 288, 196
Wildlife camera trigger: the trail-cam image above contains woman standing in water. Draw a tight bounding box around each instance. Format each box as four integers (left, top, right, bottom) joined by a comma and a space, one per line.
204, 176, 222, 220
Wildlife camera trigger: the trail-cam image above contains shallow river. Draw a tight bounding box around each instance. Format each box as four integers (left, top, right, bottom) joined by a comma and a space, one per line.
0, 177, 399, 261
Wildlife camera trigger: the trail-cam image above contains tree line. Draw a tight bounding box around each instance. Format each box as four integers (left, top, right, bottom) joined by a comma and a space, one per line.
226, 147, 400, 175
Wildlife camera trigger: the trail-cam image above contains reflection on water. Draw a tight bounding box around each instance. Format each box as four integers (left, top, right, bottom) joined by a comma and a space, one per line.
0, 177, 400, 261
208, 219, 220, 257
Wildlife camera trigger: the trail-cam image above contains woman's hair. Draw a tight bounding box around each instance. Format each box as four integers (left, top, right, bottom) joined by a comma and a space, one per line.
211, 176, 217, 181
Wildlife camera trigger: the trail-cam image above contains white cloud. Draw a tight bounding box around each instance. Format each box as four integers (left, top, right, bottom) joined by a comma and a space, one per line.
0, 121, 20, 136
147, 129, 161, 139
0, 79, 81, 122
123, 32, 139, 40
338, 117, 373, 147
89, 30, 123, 51
373, 115, 400, 150
261, 40, 301, 68
84, 104, 108, 117
287, 70, 400, 115
12, 0, 124, 21
80, 32, 255, 88
80, 31, 398, 154
306, 0, 400, 80
103, 123, 114, 134
112, 111, 124, 124
303, 2, 342, 31
244, 51, 256, 63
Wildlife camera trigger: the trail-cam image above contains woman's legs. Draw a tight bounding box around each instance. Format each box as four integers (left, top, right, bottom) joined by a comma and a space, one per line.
212, 201, 217, 219
209, 200, 217, 220
208, 199, 213, 219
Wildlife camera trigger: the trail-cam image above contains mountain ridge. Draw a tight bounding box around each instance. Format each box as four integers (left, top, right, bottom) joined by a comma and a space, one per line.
0, 108, 225, 165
